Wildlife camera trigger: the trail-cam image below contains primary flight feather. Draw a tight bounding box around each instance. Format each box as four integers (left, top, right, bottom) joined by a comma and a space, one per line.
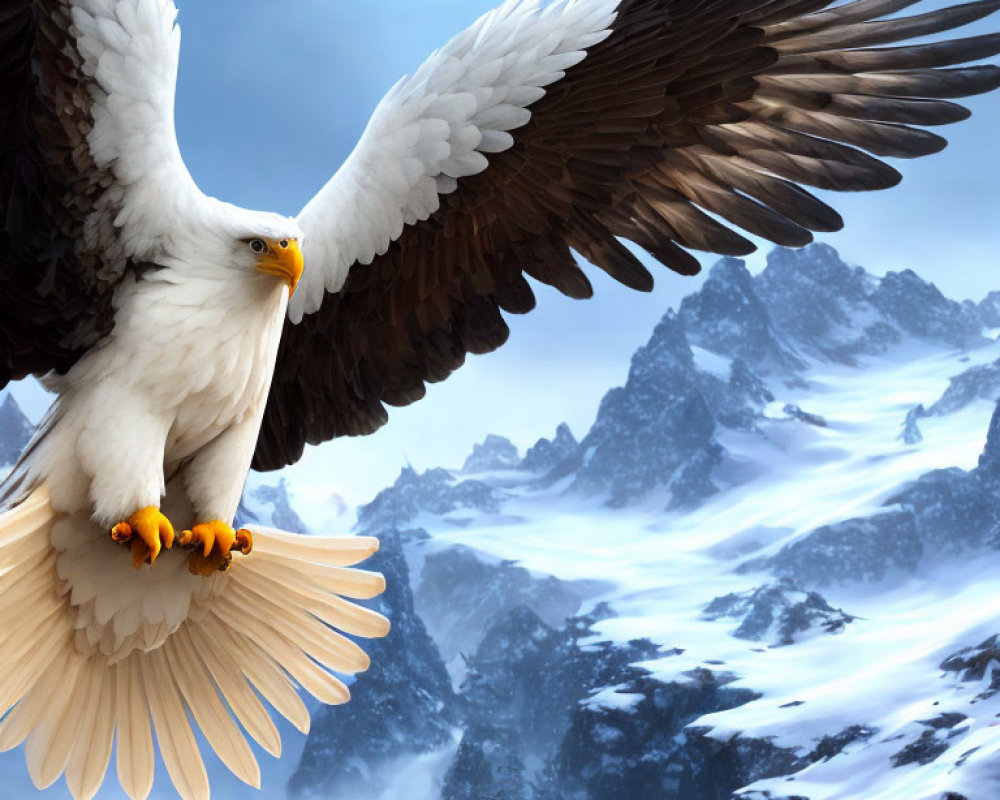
0, 0, 997, 798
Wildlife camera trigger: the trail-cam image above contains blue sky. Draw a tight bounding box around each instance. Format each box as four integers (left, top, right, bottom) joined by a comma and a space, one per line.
8, 0, 1000, 510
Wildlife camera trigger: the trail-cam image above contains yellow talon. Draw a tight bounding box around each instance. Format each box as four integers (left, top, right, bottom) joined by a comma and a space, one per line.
234, 528, 253, 555
181, 520, 250, 577
110, 507, 175, 567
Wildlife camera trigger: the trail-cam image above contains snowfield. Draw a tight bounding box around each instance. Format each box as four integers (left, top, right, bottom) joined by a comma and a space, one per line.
420, 340, 1000, 800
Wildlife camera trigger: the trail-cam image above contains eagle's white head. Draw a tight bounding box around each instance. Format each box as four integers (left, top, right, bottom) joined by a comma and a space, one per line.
166, 200, 306, 295
228, 210, 306, 295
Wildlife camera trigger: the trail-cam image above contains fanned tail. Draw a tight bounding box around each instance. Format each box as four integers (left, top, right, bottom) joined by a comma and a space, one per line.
0, 488, 389, 800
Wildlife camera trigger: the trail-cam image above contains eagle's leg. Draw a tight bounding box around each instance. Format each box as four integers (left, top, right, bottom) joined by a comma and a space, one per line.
110, 506, 176, 567
178, 520, 254, 576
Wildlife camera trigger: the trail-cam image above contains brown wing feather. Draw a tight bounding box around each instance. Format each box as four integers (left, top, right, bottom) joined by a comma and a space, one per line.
0, 0, 127, 389
253, 0, 1000, 471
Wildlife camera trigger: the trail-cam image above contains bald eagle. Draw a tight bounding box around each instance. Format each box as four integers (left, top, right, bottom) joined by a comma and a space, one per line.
0, 0, 997, 798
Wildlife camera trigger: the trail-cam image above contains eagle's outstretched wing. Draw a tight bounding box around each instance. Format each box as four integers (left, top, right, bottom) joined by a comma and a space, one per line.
254, 0, 1000, 471
0, 0, 201, 388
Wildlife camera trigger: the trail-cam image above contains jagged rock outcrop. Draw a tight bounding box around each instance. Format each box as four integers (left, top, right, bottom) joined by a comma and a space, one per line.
442, 723, 530, 800
544, 671, 800, 800
979, 291, 1000, 328
940, 635, 1000, 700
883, 399, 1000, 552
520, 423, 578, 475
355, 466, 500, 534
572, 312, 724, 508
782, 404, 828, 428
459, 605, 662, 765
289, 533, 459, 798
703, 579, 855, 646
679, 257, 803, 373
0, 394, 33, 467
977, 400, 1000, 494
463, 434, 521, 473
872, 270, 984, 351
886, 468, 998, 552
929, 358, 1000, 416
901, 405, 926, 444
755, 244, 896, 363
740, 510, 923, 586
415, 545, 585, 673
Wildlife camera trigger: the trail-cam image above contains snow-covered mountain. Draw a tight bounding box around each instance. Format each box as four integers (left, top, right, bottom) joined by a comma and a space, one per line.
2, 244, 1000, 800
287, 244, 1000, 800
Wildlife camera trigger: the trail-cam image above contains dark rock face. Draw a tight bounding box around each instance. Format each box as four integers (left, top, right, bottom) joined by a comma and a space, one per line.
572, 312, 724, 508
450, 605, 799, 800
890, 730, 951, 768
741, 510, 923, 587
872, 270, 984, 350
520, 423, 578, 475
459, 606, 668, 788
463, 434, 521, 473
679, 257, 803, 373
977, 398, 1000, 494
940, 635, 1000, 700
703, 580, 855, 646
886, 468, 998, 553
880, 401, 1000, 554
288, 533, 458, 798
355, 466, 500, 534
807, 725, 878, 763
442, 723, 529, 800
415, 545, 584, 669
0, 394, 33, 467
545, 674, 800, 800
783, 404, 828, 428
929, 358, 1000, 416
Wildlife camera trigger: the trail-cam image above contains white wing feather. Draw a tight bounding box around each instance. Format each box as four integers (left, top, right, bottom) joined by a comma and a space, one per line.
0, 488, 388, 799
69, 0, 204, 260
289, 0, 621, 321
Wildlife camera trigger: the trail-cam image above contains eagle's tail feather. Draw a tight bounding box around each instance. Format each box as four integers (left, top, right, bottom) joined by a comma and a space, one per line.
0, 489, 389, 800
115, 657, 156, 800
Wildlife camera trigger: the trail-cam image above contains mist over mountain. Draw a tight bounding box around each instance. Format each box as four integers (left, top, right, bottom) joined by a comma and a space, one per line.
2, 244, 999, 800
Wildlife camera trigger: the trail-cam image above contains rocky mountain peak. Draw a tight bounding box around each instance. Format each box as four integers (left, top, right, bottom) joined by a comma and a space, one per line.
0, 393, 33, 467
629, 309, 694, 380
520, 423, 578, 474
355, 465, 500, 534
872, 269, 984, 349
289, 533, 458, 798
572, 311, 723, 508
754, 244, 893, 362
679, 257, 803, 373
463, 434, 520, 473
760, 243, 870, 302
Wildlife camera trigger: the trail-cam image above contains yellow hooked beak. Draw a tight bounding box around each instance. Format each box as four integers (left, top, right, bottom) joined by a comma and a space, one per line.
255, 238, 304, 295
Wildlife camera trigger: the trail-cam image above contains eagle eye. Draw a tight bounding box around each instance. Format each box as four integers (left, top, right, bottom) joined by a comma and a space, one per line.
249, 239, 267, 255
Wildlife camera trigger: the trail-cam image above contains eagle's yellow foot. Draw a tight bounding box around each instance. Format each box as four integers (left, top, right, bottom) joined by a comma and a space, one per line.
178, 521, 253, 577
110, 507, 175, 568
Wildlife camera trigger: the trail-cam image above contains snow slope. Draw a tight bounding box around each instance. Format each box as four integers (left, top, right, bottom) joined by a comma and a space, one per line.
408, 346, 1000, 800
